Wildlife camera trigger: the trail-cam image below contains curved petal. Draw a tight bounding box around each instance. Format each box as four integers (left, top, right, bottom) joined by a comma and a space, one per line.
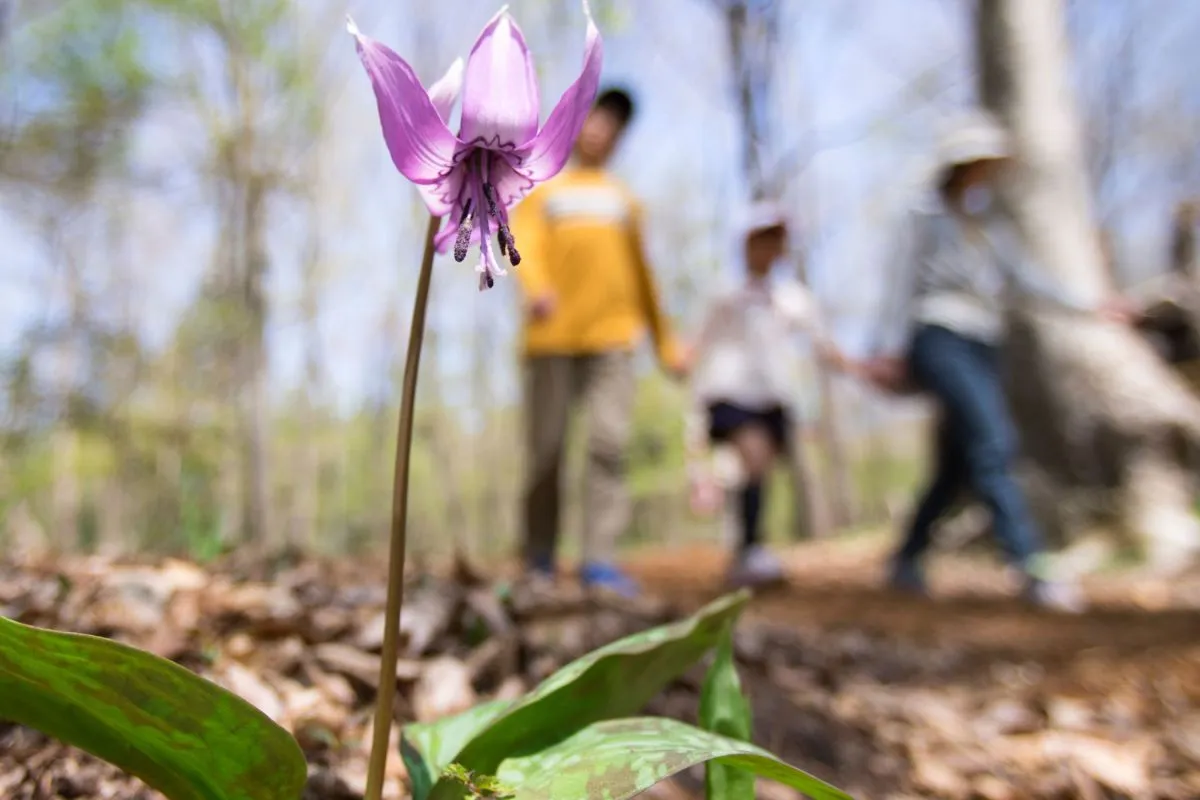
428, 57, 464, 123
459, 7, 540, 150
511, 0, 602, 182
347, 15, 460, 184
486, 154, 538, 211
433, 218, 459, 254
415, 159, 466, 218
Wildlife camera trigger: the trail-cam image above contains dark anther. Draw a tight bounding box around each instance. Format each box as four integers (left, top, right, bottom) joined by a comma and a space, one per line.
453, 198, 475, 263
482, 184, 500, 218
453, 225, 472, 262
498, 227, 520, 266
482, 183, 521, 267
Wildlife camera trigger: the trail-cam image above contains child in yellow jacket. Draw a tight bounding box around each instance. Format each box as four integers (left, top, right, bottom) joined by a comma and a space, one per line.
509, 88, 685, 596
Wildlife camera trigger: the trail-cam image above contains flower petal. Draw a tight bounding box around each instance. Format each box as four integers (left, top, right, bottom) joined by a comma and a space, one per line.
485, 154, 537, 211
428, 57, 464, 123
347, 15, 460, 184
416, 159, 466, 218
433, 219, 457, 253
459, 7, 540, 149
511, 0, 602, 182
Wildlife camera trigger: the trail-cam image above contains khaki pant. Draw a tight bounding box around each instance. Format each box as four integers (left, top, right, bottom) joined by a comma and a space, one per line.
521, 351, 636, 567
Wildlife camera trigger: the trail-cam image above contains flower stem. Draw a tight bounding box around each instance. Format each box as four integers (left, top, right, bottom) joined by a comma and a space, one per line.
364, 213, 442, 800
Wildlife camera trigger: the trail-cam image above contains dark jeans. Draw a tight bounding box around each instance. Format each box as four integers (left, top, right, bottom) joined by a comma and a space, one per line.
898, 324, 1041, 570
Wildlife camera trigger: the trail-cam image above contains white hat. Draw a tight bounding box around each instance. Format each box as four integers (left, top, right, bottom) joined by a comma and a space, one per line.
934, 109, 1013, 171
739, 199, 790, 240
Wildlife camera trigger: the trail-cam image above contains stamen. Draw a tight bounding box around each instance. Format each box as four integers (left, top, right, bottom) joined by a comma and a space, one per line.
482, 183, 500, 218
502, 229, 520, 266
481, 183, 521, 267
453, 198, 475, 263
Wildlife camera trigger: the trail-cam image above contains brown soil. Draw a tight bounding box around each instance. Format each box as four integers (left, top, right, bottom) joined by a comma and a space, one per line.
2, 537, 1199, 800
626, 539, 1200, 799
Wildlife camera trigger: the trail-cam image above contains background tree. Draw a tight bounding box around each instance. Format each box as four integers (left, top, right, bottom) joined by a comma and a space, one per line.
979, 0, 1200, 572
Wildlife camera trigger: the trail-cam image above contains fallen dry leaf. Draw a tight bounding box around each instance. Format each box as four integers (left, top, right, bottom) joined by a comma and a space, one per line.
412, 656, 477, 722
2, 548, 1199, 800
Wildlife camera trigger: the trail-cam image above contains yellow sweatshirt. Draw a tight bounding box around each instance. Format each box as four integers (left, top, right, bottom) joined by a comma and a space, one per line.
509, 166, 681, 366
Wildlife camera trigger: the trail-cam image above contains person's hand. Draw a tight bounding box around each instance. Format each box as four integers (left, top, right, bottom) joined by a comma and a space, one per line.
817, 342, 850, 374
529, 291, 556, 322
862, 356, 909, 393
1097, 294, 1137, 325
664, 345, 691, 381
839, 357, 869, 380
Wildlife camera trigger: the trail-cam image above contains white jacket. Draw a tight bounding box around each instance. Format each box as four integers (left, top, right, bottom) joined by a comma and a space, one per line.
689, 276, 827, 412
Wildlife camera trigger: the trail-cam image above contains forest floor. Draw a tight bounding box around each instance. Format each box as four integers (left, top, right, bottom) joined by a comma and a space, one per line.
2, 534, 1199, 800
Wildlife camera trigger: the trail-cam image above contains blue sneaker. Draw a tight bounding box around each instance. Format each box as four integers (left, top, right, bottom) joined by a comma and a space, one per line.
727, 545, 786, 589
525, 554, 556, 577
888, 556, 928, 596
579, 561, 640, 598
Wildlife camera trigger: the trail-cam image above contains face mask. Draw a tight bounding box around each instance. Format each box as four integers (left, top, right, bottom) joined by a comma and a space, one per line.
961, 183, 994, 216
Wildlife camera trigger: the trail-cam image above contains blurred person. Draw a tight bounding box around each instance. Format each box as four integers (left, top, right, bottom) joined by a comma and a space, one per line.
509, 87, 686, 596
863, 109, 1132, 612
681, 201, 855, 588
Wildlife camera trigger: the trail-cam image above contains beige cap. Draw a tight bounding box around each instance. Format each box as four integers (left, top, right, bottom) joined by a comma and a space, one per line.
739, 199, 790, 240
934, 109, 1013, 171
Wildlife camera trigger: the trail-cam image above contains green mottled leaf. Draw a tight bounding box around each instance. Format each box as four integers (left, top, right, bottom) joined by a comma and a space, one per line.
403, 699, 515, 800
699, 630, 754, 800
417, 591, 751, 800
497, 717, 853, 800
0, 617, 306, 800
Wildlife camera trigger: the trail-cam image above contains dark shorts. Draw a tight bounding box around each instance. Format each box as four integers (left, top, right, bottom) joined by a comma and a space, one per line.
706, 401, 791, 451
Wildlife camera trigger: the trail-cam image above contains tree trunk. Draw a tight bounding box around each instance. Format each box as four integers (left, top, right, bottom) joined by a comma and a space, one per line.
978, 0, 1200, 573
295, 217, 324, 550
49, 427, 79, 552
815, 370, 856, 526
240, 175, 272, 547
796, 246, 856, 529
787, 427, 832, 540
1172, 201, 1197, 280
724, 1, 766, 198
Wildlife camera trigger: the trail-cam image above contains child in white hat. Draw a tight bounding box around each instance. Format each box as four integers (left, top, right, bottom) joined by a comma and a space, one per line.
681, 200, 854, 588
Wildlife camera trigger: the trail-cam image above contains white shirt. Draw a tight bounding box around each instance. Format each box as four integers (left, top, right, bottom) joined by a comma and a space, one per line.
689, 275, 827, 412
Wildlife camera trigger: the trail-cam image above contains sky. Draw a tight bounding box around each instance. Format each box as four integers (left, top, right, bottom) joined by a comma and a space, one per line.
2, 0, 1198, 419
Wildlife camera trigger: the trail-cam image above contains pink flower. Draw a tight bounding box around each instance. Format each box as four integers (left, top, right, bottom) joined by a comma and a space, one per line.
348, 3, 603, 290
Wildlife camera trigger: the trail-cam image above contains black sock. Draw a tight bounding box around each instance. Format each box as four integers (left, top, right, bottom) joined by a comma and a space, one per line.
739, 480, 764, 552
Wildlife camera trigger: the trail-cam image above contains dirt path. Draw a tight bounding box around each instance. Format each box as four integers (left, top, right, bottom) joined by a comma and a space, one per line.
622, 539, 1200, 799
623, 537, 1200, 663
2, 541, 1198, 800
